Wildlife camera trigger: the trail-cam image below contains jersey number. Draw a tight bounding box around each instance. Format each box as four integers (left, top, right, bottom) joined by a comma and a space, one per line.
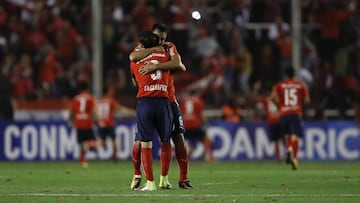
284, 88, 298, 106
185, 101, 194, 114
97, 103, 110, 119
151, 70, 162, 80
79, 97, 87, 112
149, 60, 162, 80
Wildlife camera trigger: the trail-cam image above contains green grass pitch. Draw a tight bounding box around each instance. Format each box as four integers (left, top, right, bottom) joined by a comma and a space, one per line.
0, 160, 359, 203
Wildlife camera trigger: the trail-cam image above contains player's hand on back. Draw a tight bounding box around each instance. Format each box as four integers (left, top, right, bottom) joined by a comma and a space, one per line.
139, 62, 157, 75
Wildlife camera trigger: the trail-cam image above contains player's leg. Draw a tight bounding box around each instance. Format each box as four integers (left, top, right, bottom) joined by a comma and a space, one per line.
271, 123, 283, 161
140, 141, 156, 191
98, 128, 106, 147
172, 133, 189, 180
78, 129, 95, 168
79, 141, 88, 168
131, 99, 148, 190
108, 127, 118, 161
158, 101, 173, 189
280, 116, 293, 164
285, 135, 293, 163
200, 128, 214, 161
130, 140, 142, 190
288, 115, 303, 170
170, 102, 192, 188
159, 140, 172, 189
289, 134, 299, 170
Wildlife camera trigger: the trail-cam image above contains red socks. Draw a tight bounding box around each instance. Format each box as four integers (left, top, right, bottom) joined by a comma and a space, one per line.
161, 142, 172, 176
286, 136, 292, 151
80, 148, 86, 163
175, 144, 189, 181
292, 139, 299, 159
275, 142, 282, 161
112, 141, 118, 160
286, 135, 299, 159
141, 148, 154, 181
132, 143, 142, 176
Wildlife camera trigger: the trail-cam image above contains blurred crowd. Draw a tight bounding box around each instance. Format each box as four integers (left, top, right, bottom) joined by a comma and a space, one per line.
0, 0, 360, 120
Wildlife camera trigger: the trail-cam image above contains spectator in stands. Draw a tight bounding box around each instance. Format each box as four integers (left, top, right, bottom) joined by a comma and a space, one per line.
0, 65, 14, 120
10, 54, 36, 100
37, 44, 62, 98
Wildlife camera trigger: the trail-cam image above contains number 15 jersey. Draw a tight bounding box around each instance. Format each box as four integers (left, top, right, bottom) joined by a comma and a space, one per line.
272, 79, 309, 116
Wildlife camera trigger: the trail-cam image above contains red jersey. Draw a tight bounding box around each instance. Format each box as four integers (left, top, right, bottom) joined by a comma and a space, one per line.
96, 96, 118, 127
130, 51, 171, 98
272, 79, 309, 116
164, 42, 179, 102
168, 76, 176, 102
70, 92, 96, 129
163, 42, 179, 57
256, 96, 280, 124
133, 42, 179, 101
179, 95, 204, 129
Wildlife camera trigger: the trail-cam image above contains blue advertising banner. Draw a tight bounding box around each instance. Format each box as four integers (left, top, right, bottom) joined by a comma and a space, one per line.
0, 120, 359, 161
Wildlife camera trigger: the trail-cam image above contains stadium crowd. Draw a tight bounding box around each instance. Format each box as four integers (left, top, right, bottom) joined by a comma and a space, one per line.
0, 0, 359, 120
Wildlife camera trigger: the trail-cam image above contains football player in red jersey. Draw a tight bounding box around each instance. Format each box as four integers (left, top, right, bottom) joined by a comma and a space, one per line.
130, 31, 173, 191
270, 66, 310, 170
256, 90, 284, 161
68, 81, 97, 168
179, 89, 214, 161
96, 86, 135, 161
129, 23, 193, 190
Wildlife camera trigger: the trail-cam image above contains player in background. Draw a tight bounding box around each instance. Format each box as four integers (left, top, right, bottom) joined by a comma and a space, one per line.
129, 23, 193, 190
96, 86, 135, 161
255, 88, 284, 161
130, 31, 173, 191
179, 89, 214, 161
270, 66, 310, 170
68, 81, 97, 168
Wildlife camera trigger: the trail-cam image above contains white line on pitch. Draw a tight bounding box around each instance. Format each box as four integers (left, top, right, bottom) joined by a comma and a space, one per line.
1, 193, 360, 197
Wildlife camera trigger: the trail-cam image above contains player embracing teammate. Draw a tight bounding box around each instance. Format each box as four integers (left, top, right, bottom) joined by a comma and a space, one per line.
129, 23, 193, 191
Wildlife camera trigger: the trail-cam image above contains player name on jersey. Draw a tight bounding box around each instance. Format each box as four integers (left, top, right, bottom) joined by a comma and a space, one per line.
144, 84, 167, 92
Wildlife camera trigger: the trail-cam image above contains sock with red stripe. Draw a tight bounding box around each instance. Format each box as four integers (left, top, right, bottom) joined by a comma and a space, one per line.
175, 144, 189, 181
292, 138, 299, 159
80, 148, 86, 163
161, 142, 172, 176
132, 143, 142, 176
141, 147, 154, 181
112, 141, 118, 160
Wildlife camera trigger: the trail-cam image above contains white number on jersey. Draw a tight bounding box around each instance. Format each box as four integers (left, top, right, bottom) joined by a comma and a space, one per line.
79, 97, 87, 112
97, 102, 110, 119
151, 70, 162, 80
185, 100, 194, 114
284, 88, 298, 106
149, 60, 162, 80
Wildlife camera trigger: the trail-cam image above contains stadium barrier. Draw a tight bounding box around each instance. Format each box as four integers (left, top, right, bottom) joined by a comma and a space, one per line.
0, 120, 359, 161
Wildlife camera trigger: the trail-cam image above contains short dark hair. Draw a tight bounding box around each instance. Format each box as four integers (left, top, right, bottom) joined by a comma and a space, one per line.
152, 23, 167, 33
138, 31, 160, 48
285, 66, 295, 78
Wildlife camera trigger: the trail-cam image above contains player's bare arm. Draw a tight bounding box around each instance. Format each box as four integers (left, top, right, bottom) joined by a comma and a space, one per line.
129, 46, 163, 61
117, 105, 136, 118
269, 90, 279, 104
131, 75, 138, 87
138, 54, 186, 75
